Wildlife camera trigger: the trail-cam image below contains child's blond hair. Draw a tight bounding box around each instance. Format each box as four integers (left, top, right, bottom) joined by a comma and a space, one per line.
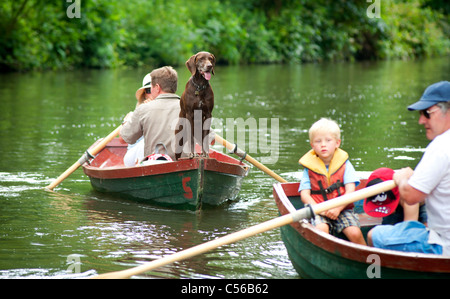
309, 118, 341, 141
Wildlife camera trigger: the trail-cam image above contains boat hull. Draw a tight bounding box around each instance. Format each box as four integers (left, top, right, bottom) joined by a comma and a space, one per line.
83, 139, 249, 210
274, 182, 450, 279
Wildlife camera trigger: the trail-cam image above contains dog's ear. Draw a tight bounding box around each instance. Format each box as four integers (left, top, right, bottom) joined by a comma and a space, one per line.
185, 54, 197, 75
211, 54, 216, 75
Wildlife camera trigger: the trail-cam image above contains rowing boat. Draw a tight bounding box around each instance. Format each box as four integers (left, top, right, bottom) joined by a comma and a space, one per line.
82, 138, 249, 210
273, 181, 450, 279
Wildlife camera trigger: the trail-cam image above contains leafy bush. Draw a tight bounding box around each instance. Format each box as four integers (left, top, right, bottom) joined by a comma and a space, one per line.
0, 0, 448, 71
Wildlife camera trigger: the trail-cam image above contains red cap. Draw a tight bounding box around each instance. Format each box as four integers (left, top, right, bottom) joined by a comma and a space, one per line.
363, 168, 399, 217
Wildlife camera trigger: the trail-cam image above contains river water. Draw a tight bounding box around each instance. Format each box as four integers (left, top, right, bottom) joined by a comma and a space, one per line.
0, 57, 448, 279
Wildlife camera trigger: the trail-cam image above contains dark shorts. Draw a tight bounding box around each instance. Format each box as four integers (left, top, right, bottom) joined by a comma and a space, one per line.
382, 204, 427, 225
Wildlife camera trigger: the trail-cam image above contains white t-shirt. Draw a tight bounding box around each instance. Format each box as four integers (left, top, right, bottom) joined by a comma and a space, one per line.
409, 129, 450, 255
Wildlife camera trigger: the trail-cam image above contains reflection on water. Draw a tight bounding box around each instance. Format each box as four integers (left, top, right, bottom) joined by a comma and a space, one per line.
386, 147, 426, 161
0, 172, 50, 196
0, 57, 448, 278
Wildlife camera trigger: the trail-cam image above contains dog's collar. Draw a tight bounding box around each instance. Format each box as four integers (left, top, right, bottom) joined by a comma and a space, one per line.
191, 76, 209, 95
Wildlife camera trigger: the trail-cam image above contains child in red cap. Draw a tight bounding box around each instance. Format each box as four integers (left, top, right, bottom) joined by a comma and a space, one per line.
364, 168, 425, 224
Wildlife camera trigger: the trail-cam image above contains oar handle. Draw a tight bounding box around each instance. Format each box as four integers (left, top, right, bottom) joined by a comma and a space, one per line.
214, 134, 287, 183
45, 125, 123, 191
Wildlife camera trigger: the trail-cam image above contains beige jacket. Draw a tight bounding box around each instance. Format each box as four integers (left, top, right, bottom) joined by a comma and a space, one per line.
120, 93, 182, 160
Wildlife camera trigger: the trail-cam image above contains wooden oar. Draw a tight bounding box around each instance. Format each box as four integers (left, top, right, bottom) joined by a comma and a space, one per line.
92, 180, 396, 279
45, 124, 123, 191
214, 134, 287, 183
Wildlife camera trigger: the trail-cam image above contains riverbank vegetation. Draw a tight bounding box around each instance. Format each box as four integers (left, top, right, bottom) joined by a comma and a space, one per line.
1, 0, 449, 72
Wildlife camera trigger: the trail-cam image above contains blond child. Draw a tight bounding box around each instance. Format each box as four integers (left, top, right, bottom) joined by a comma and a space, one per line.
299, 118, 366, 245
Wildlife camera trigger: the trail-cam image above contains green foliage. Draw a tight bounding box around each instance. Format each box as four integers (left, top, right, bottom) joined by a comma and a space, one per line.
379, 0, 450, 59
0, 0, 448, 71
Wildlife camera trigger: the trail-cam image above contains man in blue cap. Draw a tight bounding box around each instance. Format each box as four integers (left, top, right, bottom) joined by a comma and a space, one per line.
368, 81, 450, 256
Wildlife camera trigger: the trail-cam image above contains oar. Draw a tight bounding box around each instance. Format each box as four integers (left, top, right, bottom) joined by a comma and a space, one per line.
92, 179, 396, 279
45, 124, 123, 191
214, 134, 287, 183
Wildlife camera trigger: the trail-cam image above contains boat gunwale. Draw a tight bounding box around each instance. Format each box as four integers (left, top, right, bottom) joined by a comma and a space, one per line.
82, 139, 250, 180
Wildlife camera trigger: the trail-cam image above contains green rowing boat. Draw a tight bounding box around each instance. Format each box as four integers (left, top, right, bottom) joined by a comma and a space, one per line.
273, 181, 450, 279
82, 138, 249, 210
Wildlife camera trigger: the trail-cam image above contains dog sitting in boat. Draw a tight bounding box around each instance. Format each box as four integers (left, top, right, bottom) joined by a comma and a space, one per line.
175, 51, 215, 160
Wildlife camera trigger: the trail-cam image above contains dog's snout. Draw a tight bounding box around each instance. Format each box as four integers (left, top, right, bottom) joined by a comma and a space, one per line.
200, 59, 213, 70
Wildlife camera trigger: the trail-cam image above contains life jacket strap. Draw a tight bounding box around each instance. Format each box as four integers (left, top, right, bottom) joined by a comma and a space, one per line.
311, 180, 345, 201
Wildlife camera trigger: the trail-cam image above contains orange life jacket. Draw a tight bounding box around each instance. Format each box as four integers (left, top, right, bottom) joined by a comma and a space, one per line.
299, 148, 353, 209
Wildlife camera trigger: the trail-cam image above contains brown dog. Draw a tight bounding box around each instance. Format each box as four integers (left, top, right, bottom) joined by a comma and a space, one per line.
176, 52, 215, 159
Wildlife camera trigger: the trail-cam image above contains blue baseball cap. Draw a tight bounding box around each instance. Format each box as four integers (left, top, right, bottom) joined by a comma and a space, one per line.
408, 81, 450, 111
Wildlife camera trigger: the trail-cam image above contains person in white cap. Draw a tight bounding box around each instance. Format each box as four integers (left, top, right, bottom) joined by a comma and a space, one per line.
135, 73, 154, 107
368, 81, 450, 256
122, 73, 154, 166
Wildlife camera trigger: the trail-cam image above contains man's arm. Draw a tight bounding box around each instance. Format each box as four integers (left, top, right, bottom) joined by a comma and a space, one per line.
393, 167, 427, 205
120, 110, 143, 145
